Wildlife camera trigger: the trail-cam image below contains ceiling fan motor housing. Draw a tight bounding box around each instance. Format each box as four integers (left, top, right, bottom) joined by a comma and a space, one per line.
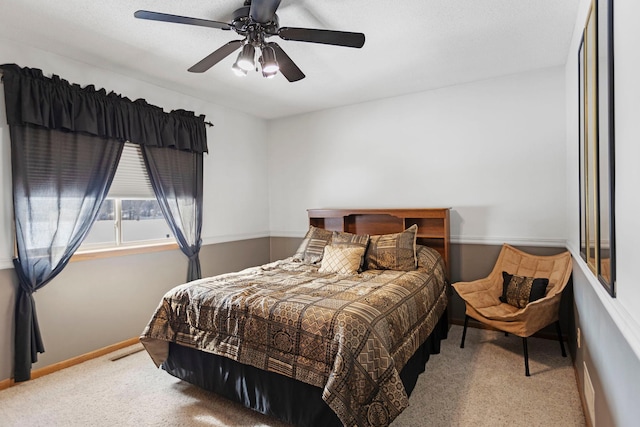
232, 6, 279, 43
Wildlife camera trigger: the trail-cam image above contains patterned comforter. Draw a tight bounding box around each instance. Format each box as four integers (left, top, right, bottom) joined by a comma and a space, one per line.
141, 245, 448, 427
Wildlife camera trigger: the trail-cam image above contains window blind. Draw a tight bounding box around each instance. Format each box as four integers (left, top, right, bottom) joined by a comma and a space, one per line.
108, 142, 155, 199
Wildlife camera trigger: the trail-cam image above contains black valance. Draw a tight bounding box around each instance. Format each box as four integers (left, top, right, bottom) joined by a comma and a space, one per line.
1, 63, 208, 153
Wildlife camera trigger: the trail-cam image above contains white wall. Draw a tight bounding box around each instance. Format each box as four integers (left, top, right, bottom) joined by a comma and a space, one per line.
0, 37, 270, 269
611, 0, 640, 328
267, 66, 567, 246
565, 1, 640, 425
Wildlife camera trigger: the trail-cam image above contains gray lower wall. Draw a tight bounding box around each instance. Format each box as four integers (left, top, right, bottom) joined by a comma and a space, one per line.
570, 260, 640, 427
0, 237, 270, 381
270, 236, 303, 262
573, 300, 615, 427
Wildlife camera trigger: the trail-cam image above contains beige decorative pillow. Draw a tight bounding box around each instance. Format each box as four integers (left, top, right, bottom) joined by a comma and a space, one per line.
330, 231, 370, 270
293, 226, 333, 264
318, 245, 366, 275
365, 224, 418, 271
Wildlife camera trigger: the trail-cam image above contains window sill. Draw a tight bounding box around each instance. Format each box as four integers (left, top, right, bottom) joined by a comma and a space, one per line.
71, 242, 179, 262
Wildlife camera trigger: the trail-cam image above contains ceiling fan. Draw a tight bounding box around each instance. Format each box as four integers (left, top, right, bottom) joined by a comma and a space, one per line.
134, 0, 366, 82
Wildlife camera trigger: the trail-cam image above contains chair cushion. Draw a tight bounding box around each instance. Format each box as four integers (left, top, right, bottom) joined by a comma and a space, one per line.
499, 272, 549, 309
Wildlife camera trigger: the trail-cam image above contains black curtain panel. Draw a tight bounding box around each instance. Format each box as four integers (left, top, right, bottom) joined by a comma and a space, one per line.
1, 63, 209, 381
142, 145, 204, 282
11, 124, 123, 382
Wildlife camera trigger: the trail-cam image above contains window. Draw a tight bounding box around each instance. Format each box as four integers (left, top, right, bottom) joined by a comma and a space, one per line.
79, 143, 175, 251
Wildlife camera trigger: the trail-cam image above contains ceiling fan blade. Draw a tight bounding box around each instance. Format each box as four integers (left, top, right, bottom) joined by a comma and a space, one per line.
134, 10, 231, 30
279, 27, 365, 48
249, 0, 282, 24
267, 42, 305, 82
188, 40, 244, 73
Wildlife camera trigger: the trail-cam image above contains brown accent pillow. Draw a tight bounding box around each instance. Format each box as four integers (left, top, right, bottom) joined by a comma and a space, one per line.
416, 245, 443, 270
365, 224, 418, 271
499, 272, 549, 308
331, 231, 370, 249
293, 226, 333, 264
318, 245, 366, 275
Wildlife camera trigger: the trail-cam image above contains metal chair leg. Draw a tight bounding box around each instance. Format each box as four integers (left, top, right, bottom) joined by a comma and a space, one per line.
555, 321, 567, 357
523, 337, 530, 376
460, 315, 469, 348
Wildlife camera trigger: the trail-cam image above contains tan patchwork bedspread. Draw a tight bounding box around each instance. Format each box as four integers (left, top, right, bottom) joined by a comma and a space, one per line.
141, 246, 448, 427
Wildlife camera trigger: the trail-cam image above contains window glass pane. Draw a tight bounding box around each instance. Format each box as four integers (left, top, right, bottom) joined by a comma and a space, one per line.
77, 144, 177, 252
121, 199, 173, 243
83, 199, 116, 245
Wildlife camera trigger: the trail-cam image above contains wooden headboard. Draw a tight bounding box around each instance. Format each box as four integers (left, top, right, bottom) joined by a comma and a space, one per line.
307, 208, 450, 277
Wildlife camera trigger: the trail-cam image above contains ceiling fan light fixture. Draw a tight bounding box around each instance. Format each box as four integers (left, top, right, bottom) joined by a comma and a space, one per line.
232, 62, 248, 77
262, 69, 278, 79
261, 46, 279, 74
236, 43, 255, 71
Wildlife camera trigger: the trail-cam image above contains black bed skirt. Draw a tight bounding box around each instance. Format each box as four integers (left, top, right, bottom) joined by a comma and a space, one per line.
162, 310, 449, 427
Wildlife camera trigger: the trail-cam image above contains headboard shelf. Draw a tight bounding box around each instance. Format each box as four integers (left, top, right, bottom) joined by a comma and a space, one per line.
308, 208, 450, 277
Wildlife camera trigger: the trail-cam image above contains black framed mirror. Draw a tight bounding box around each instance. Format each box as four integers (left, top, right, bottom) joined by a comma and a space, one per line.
578, 0, 616, 297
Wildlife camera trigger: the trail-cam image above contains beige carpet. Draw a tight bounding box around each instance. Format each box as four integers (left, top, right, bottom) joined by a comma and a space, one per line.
0, 326, 585, 426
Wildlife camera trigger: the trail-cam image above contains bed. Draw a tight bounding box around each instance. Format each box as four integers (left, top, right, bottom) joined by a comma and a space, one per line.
141, 208, 451, 427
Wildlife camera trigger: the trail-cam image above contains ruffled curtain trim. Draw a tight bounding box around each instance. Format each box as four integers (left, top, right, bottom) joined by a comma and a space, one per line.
1, 63, 208, 153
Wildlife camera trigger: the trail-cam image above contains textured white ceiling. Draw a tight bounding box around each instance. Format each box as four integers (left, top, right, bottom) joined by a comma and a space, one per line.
0, 0, 580, 119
